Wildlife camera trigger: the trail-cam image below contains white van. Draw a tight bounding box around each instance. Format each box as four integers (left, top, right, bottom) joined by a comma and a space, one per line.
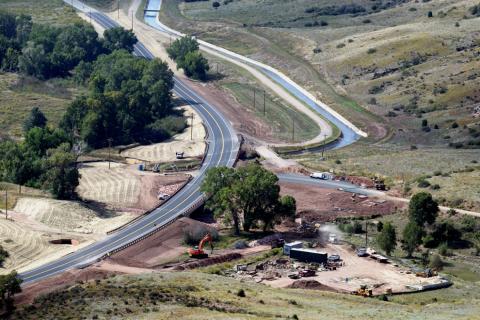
309, 172, 330, 180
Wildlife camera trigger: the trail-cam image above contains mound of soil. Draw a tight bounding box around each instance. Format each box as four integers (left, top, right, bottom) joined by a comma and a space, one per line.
176, 253, 243, 270
288, 280, 337, 292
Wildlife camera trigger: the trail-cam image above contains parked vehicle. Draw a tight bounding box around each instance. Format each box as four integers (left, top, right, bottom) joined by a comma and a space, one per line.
356, 247, 368, 257
310, 172, 330, 180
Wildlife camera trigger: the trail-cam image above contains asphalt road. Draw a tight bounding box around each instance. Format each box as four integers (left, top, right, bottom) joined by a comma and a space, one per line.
19, 1, 378, 284
277, 174, 384, 197
20, 6, 239, 284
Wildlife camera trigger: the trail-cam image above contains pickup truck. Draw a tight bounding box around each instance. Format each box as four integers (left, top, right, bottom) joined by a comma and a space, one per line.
309, 172, 330, 180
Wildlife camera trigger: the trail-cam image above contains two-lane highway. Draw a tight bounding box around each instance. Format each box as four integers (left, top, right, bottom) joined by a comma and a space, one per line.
20, 4, 239, 284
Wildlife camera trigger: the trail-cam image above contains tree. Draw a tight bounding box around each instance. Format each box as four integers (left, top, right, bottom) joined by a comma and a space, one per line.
18, 42, 49, 79
201, 165, 296, 234
23, 107, 47, 132
0, 246, 9, 267
0, 271, 22, 314
42, 143, 79, 200
178, 50, 210, 81
103, 27, 137, 53
402, 221, 424, 257
167, 36, 199, 62
431, 220, 462, 247
377, 222, 397, 256
212, 1, 221, 9
409, 192, 439, 226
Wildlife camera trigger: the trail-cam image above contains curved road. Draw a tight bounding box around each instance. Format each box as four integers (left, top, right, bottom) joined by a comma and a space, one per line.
20, 3, 239, 284
20, 0, 376, 284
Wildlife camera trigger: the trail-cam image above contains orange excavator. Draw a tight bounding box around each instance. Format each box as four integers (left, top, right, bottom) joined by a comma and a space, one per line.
188, 233, 213, 258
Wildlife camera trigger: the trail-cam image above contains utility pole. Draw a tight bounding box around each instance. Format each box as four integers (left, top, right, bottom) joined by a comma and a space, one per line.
292, 118, 295, 142
131, 10, 134, 30
117, 0, 120, 19
190, 113, 194, 140
107, 138, 113, 169
253, 89, 256, 111
263, 90, 266, 116
4, 189, 7, 220
365, 221, 368, 247
321, 134, 327, 158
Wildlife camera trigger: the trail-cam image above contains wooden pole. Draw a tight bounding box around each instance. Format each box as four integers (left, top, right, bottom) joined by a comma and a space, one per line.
5, 190, 7, 220
263, 90, 266, 116
253, 89, 256, 110
190, 114, 194, 140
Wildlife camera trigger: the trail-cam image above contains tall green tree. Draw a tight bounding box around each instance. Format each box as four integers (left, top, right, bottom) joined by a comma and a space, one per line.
409, 192, 439, 226
42, 143, 79, 200
0, 271, 22, 314
201, 164, 296, 234
401, 221, 424, 257
377, 222, 397, 256
23, 106, 47, 132
167, 36, 199, 61
103, 27, 137, 52
0, 246, 9, 267
178, 50, 209, 81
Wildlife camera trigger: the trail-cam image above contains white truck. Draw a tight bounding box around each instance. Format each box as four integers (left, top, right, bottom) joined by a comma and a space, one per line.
309, 172, 331, 180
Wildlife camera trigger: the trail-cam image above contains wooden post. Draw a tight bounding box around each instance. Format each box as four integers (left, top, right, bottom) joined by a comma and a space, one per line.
253, 89, 256, 110
190, 114, 194, 140
4, 189, 7, 220
263, 90, 266, 116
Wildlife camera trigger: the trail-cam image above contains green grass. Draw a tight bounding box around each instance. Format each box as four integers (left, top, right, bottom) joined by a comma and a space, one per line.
14, 271, 480, 319
0, 74, 86, 139
223, 82, 319, 143
0, 0, 82, 25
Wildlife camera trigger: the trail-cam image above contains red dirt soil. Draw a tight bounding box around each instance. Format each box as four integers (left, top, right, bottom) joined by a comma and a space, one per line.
288, 280, 343, 293
108, 217, 210, 268
186, 80, 283, 144
280, 182, 399, 223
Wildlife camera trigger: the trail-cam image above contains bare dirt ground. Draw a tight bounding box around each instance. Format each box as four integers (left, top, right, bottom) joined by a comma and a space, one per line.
120, 105, 206, 163
265, 243, 445, 295
280, 182, 399, 223
77, 162, 189, 212
0, 164, 190, 274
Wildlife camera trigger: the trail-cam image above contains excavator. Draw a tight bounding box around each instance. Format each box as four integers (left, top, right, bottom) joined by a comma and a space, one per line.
188, 233, 213, 258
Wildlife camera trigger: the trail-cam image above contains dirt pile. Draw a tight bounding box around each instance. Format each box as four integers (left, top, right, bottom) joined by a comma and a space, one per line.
176, 253, 243, 270
280, 182, 398, 223
288, 280, 338, 292
109, 217, 211, 268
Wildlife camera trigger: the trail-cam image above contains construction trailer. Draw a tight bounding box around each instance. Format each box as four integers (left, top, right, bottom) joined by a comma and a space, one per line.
283, 241, 303, 255
290, 248, 328, 264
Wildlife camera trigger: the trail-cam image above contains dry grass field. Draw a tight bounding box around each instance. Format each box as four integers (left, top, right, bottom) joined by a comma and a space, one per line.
160, 0, 480, 208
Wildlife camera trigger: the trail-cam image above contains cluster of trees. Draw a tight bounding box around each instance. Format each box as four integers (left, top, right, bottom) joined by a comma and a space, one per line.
0, 108, 79, 199
167, 36, 209, 81
62, 50, 181, 148
201, 164, 296, 235
0, 10, 138, 79
0, 246, 21, 316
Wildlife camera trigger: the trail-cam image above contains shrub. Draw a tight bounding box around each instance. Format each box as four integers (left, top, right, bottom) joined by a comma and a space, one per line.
433, 170, 442, 176
336, 43, 346, 48
460, 216, 478, 232
429, 254, 444, 270
237, 289, 246, 297
417, 180, 430, 188
451, 122, 459, 128
367, 48, 377, 54
430, 184, 440, 190
438, 243, 451, 256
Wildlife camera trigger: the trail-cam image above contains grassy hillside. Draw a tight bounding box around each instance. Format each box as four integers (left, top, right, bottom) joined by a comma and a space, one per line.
0, 0, 86, 139
15, 271, 480, 319
159, 0, 480, 209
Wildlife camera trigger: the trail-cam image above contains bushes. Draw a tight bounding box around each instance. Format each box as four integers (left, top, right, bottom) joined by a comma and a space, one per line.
183, 224, 219, 246
429, 254, 444, 270
167, 36, 209, 81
